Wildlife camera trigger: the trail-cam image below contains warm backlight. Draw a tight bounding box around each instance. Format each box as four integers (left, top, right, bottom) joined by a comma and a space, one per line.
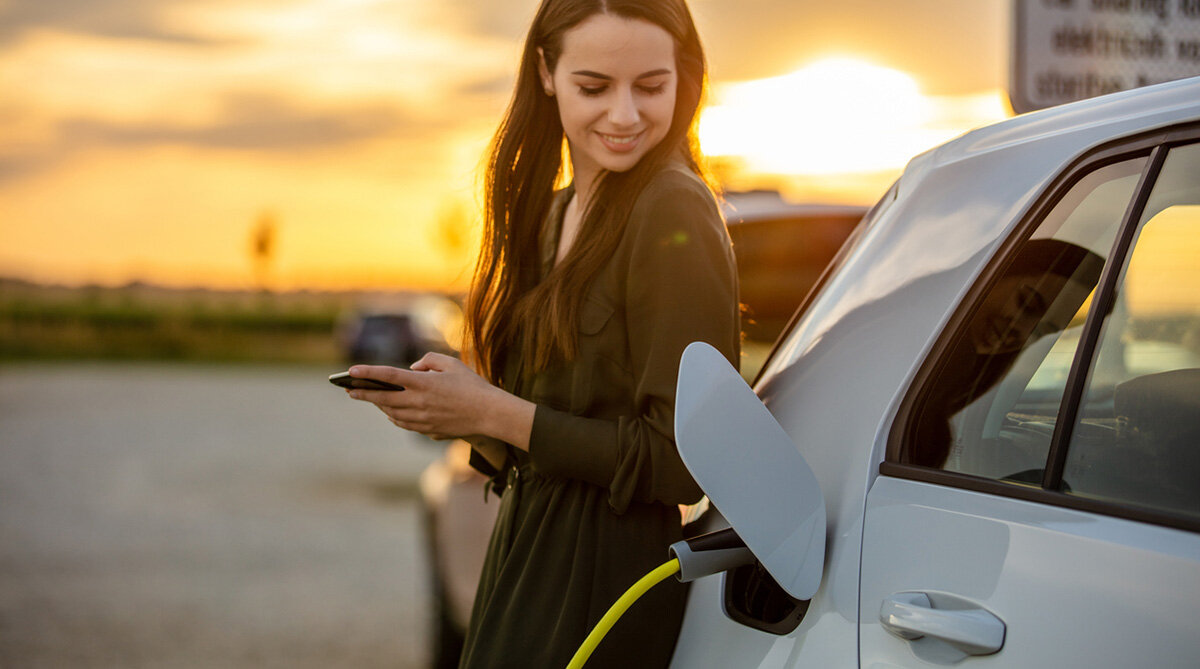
700, 58, 1007, 176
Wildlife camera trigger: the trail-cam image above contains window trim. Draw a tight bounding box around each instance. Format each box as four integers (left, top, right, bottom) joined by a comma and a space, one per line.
885, 122, 1200, 535
877, 461, 1200, 532
1042, 144, 1168, 489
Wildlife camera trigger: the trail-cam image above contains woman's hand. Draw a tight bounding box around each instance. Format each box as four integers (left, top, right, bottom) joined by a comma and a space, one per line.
346, 353, 536, 450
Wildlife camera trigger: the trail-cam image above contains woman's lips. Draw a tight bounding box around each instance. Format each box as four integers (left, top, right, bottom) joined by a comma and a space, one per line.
598, 131, 643, 153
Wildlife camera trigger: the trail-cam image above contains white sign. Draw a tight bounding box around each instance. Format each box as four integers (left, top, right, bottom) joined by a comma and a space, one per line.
1012, 0, 1200, 113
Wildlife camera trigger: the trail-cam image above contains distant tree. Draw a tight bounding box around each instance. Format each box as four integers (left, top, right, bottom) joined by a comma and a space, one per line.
250, 211, 277, 291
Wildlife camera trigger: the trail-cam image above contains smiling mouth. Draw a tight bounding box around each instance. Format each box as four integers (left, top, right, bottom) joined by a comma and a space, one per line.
598, 131, 644, 151
601, 133, 640, 144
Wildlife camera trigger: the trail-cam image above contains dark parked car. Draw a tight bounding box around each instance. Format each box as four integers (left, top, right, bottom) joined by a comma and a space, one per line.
338, 295, 462, 368
723, 191, 866, 341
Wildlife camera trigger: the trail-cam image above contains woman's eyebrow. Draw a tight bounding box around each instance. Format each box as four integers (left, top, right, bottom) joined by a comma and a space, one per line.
570, 68, 673, 80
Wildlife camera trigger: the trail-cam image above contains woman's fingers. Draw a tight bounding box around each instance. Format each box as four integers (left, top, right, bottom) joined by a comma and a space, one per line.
409, 354, 436, 371
352, 353, 452, 379
347, 387, 409, 406
348, 364, 419, 388
410, 351, 459, 372
366, 397, 445, 434
380, 404, 432, 425
385, 412, 449, 440
346, 353, 492, 440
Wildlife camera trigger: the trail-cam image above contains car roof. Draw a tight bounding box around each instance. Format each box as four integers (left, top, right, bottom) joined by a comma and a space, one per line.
907, 75, 1200, 184
761, 76, 1200, 465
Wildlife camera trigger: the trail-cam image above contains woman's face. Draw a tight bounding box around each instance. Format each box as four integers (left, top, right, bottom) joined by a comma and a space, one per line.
540, 13, 677, 182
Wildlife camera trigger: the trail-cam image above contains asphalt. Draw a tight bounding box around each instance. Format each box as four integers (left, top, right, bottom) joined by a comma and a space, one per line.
0, 362, 446, 668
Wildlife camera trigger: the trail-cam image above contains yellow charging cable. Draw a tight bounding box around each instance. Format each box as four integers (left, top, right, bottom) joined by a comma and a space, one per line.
565, 558, 681, 669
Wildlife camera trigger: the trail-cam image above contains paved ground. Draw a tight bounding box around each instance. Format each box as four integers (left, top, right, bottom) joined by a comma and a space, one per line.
0, 362, 446, 668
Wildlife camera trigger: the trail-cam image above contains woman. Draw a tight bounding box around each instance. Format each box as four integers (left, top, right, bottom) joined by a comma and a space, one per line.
347, 0, 739, 665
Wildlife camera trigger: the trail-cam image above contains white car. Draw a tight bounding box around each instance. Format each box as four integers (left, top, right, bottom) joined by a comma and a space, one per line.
670, 76, 1200, 668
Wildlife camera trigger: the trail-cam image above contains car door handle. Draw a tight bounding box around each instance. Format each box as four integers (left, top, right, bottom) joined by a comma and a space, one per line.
879, 592, 1005, 656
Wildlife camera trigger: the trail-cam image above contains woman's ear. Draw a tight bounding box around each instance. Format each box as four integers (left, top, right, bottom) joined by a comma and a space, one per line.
537, 47, 555, 97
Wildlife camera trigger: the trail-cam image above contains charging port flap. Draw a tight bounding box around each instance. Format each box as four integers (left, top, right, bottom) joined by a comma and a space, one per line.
674, 342, 826, 601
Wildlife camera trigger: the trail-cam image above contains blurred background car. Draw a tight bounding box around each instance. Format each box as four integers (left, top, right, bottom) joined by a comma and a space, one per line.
337, 294, 464, 368
414, 193, 866, 668
723, 191, 867, 343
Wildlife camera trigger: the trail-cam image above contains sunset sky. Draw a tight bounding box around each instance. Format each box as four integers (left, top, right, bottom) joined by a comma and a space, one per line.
0, 0, 1009, 291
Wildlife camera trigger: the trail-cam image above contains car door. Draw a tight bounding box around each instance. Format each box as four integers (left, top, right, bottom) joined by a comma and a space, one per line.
859, 131, 1200, 666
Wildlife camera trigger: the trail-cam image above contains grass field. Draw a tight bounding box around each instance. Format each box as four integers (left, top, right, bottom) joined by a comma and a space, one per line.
0, 278, 435, 364
1, 278, 779, 381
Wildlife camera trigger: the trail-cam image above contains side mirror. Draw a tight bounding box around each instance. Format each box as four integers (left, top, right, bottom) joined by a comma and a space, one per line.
674, 342, 826, 600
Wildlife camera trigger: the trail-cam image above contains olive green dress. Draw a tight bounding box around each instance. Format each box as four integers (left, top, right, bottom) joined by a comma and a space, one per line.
459, 166, 740, 669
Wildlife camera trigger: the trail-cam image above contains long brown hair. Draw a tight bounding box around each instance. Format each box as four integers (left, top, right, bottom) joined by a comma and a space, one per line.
466, 0, 711, 383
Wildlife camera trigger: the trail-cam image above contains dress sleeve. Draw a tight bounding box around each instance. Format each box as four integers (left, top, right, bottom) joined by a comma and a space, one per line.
528, 174, 741, 514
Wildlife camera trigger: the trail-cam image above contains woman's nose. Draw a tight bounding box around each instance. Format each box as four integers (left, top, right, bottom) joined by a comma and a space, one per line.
608, 88, 640, 126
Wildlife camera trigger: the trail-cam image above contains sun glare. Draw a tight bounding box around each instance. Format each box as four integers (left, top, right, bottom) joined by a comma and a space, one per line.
700, 58, 1007, 177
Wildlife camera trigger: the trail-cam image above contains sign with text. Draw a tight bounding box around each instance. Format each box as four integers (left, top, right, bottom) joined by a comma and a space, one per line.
1012, 0, 1200, 113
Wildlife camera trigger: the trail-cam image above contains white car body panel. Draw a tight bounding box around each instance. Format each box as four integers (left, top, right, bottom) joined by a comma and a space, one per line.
860, 478, 1200, 668
669, 76, 1200, 667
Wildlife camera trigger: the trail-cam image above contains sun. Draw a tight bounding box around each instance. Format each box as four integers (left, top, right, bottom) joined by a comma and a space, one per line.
700, 57, 1006, 178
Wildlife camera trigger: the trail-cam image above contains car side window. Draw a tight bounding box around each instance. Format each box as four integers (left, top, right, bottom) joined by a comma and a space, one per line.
904, 156, 1148, 482
1061, 142, 1200, 518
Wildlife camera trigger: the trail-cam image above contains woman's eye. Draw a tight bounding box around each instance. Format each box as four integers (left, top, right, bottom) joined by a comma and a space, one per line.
638, 84, 666, 95
579, 86, 606, 97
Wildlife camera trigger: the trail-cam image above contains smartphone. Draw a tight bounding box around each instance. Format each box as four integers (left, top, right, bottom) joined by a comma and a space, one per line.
328, 371, 405, 391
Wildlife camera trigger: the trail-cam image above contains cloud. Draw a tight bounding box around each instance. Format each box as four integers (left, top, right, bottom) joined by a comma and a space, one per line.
456, 75, 516, 98
76, 94, 411, 149
0, 93, 431, 182
433, 0, 535, 42
0, 0, 232, 47
693, 0, 1004, 93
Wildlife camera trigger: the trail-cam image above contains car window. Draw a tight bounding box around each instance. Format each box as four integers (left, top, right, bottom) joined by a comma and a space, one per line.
1061, 142, 1200, 518
903, 156, 1148, 482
